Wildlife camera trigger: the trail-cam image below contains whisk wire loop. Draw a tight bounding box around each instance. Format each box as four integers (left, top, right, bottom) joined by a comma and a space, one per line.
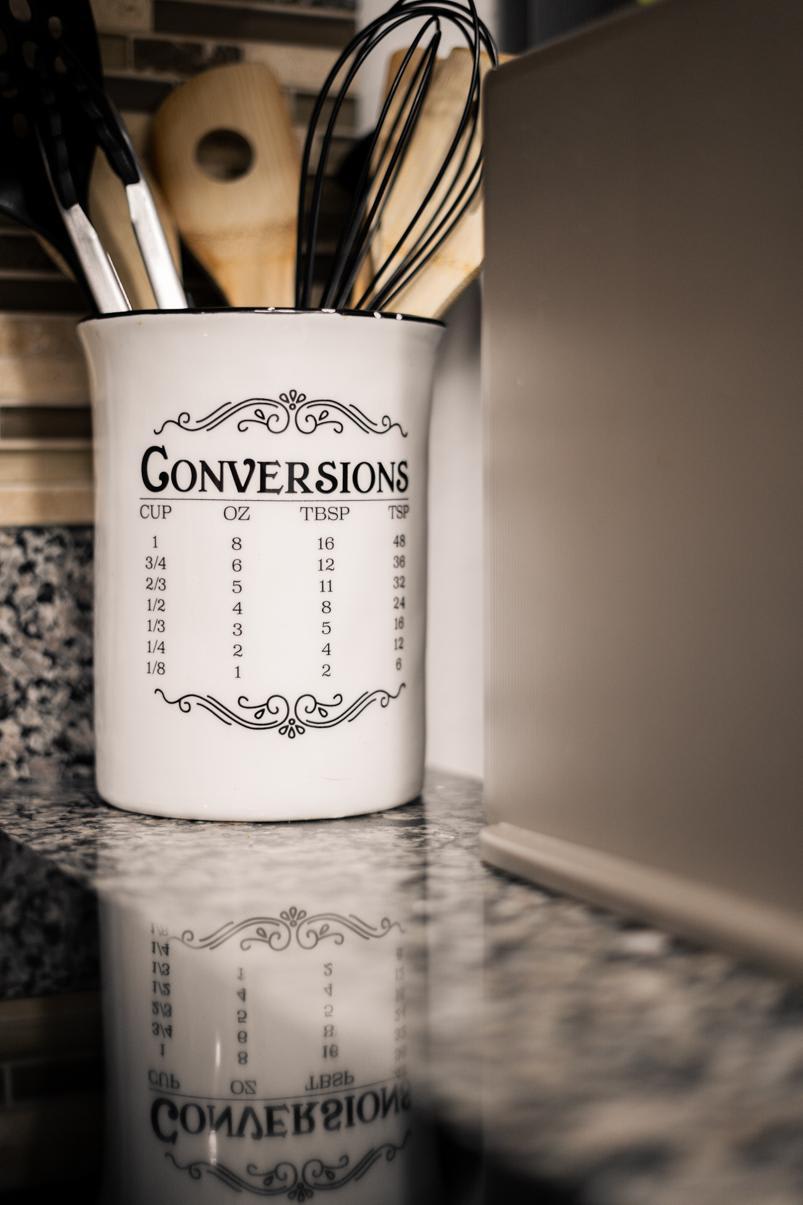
362, 45, 482, 307
321, 20, 442, 309
297, 7, 447, 308
296, 0, 497, 314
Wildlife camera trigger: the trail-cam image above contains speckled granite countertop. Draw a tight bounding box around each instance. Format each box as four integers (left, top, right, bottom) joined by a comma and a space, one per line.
1, 771, 803, 1204
0, 528, 95, 783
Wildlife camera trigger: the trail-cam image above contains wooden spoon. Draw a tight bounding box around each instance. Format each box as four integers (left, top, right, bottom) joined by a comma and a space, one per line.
151, 62, 300, 308
371, 47, 500, 319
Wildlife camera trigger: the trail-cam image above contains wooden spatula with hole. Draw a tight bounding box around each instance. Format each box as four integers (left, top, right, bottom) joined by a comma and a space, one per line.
151, 62, 300, 308
371, 47, 501, 320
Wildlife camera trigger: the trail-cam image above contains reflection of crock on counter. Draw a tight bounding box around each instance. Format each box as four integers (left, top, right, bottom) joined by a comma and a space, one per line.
79, 309, 443, 821
99, 810, 417, 1205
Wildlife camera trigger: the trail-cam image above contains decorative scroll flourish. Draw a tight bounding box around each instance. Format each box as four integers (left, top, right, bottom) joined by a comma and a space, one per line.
153, 390, 407, 438
155, 686, 405, 737
176, 907, 403, 953
166, 1135, 409, 1199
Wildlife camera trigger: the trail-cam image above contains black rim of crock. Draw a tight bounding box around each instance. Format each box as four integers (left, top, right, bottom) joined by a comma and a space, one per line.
79, 306, 445, 328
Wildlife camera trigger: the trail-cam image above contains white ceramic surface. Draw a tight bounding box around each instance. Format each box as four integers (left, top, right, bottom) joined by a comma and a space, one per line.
80, 310, 443, 819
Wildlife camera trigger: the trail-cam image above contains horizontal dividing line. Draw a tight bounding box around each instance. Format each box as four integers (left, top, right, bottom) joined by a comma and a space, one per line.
0, 406, 92, 440
0, 438, 91, 449
148, 1076, 401, 1104
155, 0, 355, 17
153, 0, 355, 51
0, 308, 90, 319
137, 497, 410, 504
0, 268, 66, 281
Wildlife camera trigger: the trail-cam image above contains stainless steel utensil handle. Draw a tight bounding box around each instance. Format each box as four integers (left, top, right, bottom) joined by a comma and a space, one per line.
125, 176, 187, 310
37, 132, 129, 314
61, 202, 130, 313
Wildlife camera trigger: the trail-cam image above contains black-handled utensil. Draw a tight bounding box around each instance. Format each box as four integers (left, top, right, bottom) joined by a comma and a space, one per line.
0, 0, 127, 310
55, 29, 185, 309
0, 0, 184, 311
0, 3, 96, 303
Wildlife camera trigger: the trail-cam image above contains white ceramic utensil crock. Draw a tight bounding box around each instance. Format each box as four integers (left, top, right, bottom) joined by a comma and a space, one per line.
79, 310, 443, 819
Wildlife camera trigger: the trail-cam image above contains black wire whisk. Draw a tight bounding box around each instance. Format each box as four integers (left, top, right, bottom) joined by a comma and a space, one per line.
295, 0, 497, 314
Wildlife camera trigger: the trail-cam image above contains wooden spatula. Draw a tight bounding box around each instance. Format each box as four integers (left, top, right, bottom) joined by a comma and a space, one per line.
151, 62, 299, 308
371, 47, 498, 320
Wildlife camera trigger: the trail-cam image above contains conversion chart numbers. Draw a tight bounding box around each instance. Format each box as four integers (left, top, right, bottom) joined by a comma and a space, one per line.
145, 534, 167, 679
230, 534, 246, 681
321, 959, 338, 1061
150, 923, 173, 1059
235, 965, 250, 1071
392, 531, 406, 675
318, 534, 335, 680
